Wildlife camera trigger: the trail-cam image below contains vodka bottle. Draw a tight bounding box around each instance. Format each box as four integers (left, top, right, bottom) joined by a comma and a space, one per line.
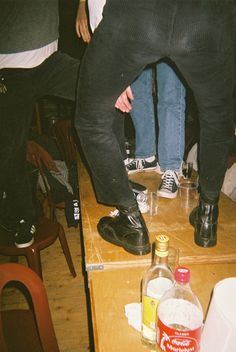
141, 235, 174, 346
157, 267, 203, 352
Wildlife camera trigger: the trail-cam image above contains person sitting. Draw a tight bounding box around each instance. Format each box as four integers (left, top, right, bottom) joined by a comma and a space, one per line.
0, 0, 80, 247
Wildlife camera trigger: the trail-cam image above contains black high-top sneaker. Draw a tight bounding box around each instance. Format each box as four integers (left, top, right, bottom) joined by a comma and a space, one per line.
97, 204, 150, 255
189, 195, 219, 248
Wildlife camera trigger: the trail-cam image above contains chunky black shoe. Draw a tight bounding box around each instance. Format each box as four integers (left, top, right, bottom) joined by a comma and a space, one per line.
189, 196, 219, 248
97, 204, 150, 255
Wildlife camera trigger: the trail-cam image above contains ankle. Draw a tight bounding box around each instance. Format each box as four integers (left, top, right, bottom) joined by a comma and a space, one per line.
118, 203, 139, 214
200, 193, 219, 205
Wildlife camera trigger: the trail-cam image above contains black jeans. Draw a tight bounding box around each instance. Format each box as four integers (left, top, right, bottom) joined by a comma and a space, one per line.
0, 52, 80, 225
76, 0, 235, 207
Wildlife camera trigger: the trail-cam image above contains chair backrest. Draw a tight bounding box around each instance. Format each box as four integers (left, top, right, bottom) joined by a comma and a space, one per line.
27, 140, 57, 220
50, 119, 78, 167
0, 263, 60, 352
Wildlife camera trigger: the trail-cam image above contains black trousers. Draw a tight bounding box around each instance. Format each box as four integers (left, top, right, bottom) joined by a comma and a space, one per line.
76, 0, 235, 208
0, 52, 79, 225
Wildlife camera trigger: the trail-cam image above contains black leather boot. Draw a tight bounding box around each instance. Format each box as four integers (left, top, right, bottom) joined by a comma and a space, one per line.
97, 204, 150, 255
189, 195, 219, 248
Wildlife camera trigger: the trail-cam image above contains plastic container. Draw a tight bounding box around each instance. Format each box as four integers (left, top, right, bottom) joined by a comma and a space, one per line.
157, 267, 203, 352
201, 277, 236, 352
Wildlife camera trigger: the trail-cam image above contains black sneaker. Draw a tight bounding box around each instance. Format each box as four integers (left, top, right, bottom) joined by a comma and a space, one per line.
124, 157, 134, 166
14, 219, 35, 248
97, 204, 150, 255
126, 157, 159, 174
129, 180, 147, 195
157, 170, 179, 199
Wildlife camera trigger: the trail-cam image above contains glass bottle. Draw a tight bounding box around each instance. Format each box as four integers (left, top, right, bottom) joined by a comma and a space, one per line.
141, 234, 174, 346
157, 266, 203, 352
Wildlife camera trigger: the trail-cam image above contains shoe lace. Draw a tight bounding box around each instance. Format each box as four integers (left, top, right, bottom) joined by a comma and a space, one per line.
124, 157, 133, 166
17, 220, 36, 236
109, 209, 119, 217
161, 170, 179, 190
127, 159, 145, 170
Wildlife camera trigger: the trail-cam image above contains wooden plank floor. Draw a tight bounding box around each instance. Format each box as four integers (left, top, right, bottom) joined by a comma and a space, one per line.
0, 209, 91, 352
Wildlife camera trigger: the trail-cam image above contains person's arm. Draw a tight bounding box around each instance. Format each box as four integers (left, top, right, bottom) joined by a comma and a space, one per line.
75, 0, 91, 43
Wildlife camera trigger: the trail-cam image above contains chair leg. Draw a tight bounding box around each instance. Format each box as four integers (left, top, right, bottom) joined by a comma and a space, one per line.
25, 249, 43, 279
57, 223, 76, 277
10, 256, 19, 263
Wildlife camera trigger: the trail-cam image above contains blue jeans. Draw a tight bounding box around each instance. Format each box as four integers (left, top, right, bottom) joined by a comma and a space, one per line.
76, 0, 235, 206
130, 62, 186, 172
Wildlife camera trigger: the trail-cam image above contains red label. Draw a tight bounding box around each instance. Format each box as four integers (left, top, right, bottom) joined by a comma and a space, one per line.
157, 319, 202, 352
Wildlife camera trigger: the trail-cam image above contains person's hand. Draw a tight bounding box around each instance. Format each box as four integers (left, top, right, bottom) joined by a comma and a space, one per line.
115, 86, 134, 112
75, 2, 91, 43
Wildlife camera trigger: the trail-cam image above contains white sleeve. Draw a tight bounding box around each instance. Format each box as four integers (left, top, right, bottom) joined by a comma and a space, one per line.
88, 0, 107, 32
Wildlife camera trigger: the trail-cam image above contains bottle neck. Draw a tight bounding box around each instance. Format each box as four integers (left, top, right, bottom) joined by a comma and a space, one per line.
153, 252, 168, 266
175, 281, 191, 289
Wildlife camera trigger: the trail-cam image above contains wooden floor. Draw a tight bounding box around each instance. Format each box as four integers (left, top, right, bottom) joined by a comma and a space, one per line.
0, 208, 91, 352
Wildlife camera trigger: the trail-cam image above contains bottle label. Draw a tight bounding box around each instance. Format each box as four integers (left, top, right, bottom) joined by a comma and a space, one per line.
157, 319, 202, 352
142, 295, 159, 341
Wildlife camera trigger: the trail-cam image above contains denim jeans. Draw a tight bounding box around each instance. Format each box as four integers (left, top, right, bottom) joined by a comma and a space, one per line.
130, 67, 156, 159
130, 62, 186, 172
157, 62, 186, 171
0, 52, 80, 225
76, 0, 235, 207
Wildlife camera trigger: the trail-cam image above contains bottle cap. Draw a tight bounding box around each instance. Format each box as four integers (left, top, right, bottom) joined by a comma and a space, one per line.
155, 234, 169, 257
175, 266, 190, 283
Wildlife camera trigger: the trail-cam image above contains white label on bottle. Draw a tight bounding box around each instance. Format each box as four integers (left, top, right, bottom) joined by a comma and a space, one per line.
147, 277, 173, 300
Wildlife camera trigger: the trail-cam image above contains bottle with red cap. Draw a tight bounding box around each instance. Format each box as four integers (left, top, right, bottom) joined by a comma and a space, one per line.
156, 266, 203, 352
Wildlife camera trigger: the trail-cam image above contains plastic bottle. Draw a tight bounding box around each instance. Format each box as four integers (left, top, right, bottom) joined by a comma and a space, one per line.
157, 266, 203, 352
141, 234, 174, 346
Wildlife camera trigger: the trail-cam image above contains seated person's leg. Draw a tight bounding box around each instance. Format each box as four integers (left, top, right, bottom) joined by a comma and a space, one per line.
0, 95, 36, 248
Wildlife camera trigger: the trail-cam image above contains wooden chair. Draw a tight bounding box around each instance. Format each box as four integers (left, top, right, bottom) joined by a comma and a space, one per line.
49, 119, 78, 168
49, 119, 80, 212
0, 143, 76, 280
0, 216, 76, 279
0, 263, 60, 352
33, 119, 80, 222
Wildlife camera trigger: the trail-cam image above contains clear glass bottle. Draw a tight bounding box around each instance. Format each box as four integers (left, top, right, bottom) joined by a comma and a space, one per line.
141, 234, 174, 346
157, 266, 203, 352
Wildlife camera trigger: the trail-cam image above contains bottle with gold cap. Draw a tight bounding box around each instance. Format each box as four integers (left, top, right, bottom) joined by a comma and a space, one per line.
141, 234, 174, 346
